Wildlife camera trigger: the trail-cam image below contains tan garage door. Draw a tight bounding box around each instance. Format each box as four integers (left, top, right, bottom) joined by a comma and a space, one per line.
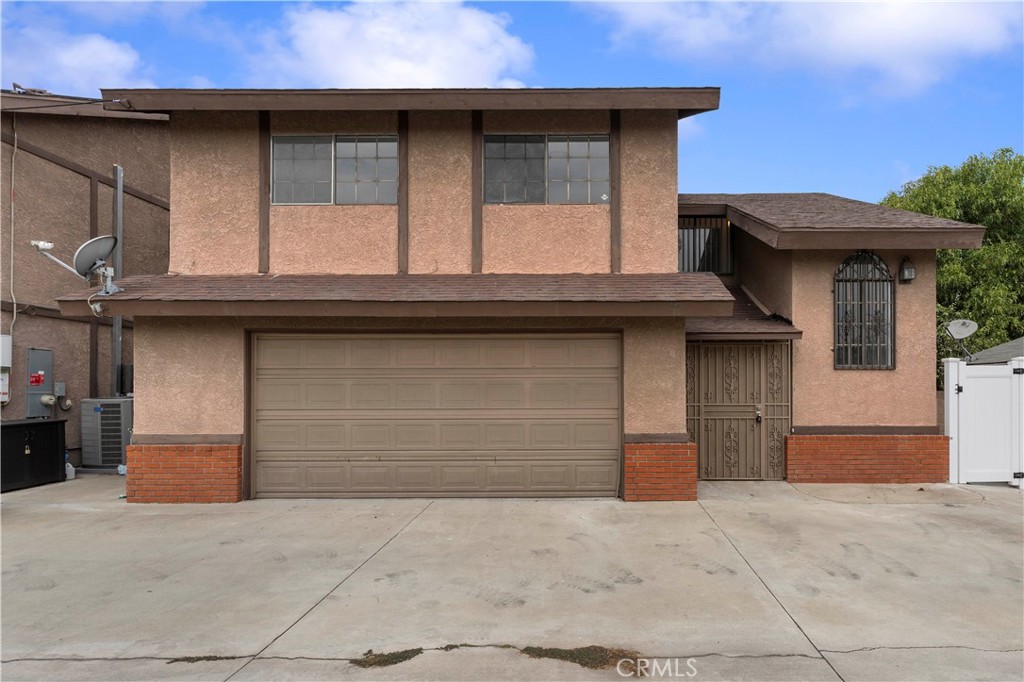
252, 334, 621, 497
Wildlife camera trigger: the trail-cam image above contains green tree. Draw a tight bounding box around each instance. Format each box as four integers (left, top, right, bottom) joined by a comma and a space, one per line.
881, 148, 1024, 379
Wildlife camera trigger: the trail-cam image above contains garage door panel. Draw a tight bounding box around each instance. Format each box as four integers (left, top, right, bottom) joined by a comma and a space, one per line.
254, 334, 621, 497
255, 419, 618, 451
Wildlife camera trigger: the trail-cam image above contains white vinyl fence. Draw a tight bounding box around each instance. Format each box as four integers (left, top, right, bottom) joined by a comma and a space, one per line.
944, 356, 1024, 486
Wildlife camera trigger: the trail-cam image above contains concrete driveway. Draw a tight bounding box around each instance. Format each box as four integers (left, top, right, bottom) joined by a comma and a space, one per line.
2, 474, 1021, 682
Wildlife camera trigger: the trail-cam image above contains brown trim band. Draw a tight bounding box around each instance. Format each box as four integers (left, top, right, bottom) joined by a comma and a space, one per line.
687, 332, 803, 341
471, 110, 483, 273
131, 434, 244, 445
790, 426, 942, 436
609, 109, 621, 273
397, 110, 410, 274
258, 111, 270, 274
58, 299, 734, 319
624, 433, 691, 444
0, 132, 169, 210
1, 301, 133, 328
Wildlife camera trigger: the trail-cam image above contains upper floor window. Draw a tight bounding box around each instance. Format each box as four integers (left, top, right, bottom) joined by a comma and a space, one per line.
679, 216, 732, 274
483, 134, 610, 205
272, 135, 398, 205
834, 251, 894, 370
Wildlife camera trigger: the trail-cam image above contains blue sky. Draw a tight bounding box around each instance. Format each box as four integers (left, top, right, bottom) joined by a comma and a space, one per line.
2, 1, 1021, 202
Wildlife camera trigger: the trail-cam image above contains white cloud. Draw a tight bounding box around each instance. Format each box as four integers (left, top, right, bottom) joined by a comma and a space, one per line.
1, 24, 154, 97
591, 1, 1023, 95
248, 1, 534, 88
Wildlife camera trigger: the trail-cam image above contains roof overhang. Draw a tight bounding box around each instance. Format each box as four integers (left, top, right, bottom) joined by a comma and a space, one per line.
1, 91, 167, 121
100, 87, 720, 119
56, 273, 735, 318
679, 200, 986, 250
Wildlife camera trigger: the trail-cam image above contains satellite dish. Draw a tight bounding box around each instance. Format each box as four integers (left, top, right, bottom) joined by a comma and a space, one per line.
945, 319, 978, 341
73, 236, 117, 278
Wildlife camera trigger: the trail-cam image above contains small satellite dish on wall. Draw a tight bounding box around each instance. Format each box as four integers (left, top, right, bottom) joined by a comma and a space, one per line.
72, 236, 117, 278
945, 319, 978, 340
30, 235, 122, 296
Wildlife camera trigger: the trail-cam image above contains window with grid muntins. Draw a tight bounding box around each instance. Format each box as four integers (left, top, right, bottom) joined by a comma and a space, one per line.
484, 134, 610, 204
271, 135, 398, 205
679, 216, 732, 274
834, 252, 894, 369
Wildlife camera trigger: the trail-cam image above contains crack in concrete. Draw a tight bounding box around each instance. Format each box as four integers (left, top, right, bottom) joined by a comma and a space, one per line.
698, 501, 846, 682
222, 500, 435, 681
821, 645, 1024, 654
0, 656, 252, 663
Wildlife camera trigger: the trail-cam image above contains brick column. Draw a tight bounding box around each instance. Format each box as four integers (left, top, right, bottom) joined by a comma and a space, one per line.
786, 434, 949, 484
623, 438, 697, 501
126, 444, 244, 503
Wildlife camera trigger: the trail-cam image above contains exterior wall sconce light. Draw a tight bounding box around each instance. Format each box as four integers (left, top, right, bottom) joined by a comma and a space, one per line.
898, 256, 916, 283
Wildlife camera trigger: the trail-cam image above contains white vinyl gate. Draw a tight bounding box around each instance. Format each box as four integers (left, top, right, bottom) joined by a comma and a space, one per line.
944, 356, 1024, 485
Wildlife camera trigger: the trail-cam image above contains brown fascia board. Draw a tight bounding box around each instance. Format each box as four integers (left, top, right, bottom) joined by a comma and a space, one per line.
1, 92, 167, 121
99, 87, 721, 117
57, 299, 734, 318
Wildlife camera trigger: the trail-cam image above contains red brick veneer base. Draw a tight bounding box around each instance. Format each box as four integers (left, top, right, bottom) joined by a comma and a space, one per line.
786, 435, 948, 484
623, 443, 698, 501
126, 445, 244, 503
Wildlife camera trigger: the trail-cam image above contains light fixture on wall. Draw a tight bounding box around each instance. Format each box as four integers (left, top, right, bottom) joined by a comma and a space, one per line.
898, 256, 916, 283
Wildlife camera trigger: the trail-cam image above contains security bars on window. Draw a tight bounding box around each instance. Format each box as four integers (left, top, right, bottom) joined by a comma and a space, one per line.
679, 216, 732, 274
272, 135, 398, 205
834, 251, 894, 369
483, 135, 610, 204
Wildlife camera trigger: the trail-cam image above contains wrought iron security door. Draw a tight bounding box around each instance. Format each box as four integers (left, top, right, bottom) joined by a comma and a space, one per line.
686, 342, 791, 480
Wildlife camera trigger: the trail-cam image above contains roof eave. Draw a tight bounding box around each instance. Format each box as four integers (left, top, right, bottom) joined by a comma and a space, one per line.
99, 87, 721, 116
57, 298, 734, 319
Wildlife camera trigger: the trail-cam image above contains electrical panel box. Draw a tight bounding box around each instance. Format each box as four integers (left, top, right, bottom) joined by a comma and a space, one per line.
0, 335, 11, 367
81, 397, 133, 467
26, 348, 53, 419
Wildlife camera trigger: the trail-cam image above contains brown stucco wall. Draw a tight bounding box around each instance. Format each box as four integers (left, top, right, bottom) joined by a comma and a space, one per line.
170, 111, 258, 274
623, 318, 687, 433
482, 204, 610, 273
271, 111, 398, 135
735, 229, 793, 318
131, 316, 687, 438
483, 110, 609, 134
268, 111, 400, 274
620, 110, 678, 273
408, 111, 473, 274
133, 318, 245, 435
270, 205, 398, 274
791, 250, 937, 427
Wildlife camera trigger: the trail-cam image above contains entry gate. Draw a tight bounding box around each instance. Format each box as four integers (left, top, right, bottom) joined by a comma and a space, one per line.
944, 356, 1024, 485
686, 342, 791, 480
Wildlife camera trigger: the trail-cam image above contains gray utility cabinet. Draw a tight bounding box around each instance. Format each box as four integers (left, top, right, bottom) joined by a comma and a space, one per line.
26, 348, 53, 418
81, 397, 133, 467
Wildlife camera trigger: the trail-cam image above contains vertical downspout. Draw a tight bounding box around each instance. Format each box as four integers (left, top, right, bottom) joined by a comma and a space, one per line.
111, 165, 124, 396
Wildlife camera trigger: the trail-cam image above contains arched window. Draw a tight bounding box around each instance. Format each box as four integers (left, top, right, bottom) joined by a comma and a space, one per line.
834, 252, 894, 369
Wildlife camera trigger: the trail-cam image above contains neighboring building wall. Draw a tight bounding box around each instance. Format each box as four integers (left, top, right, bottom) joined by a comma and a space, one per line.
735, 229, 793, 319
790, 249, 937, 428
0, 108, 168, 463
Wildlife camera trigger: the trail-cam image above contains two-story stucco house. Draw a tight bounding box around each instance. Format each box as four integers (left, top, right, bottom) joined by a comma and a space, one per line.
57, 88, 984, 503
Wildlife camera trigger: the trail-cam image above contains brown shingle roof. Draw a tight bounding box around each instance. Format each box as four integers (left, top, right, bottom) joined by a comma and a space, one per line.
678, 192, 985, 249
687, 287, 801, 339
57, 273, 734, 318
